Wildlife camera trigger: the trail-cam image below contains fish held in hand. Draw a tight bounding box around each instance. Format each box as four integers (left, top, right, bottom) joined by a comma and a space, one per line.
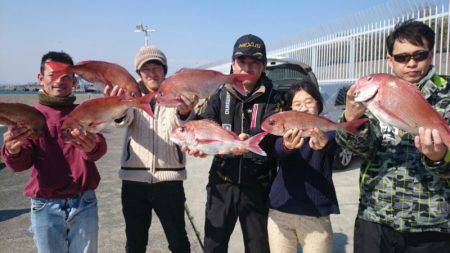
0, 103, 46, 139
46, 60, 141, 98
61, 93, 155, 141
261, 111, 368, 136
170, 119, 268, 156
156, 68, 256, 106
353, 73, 450, 147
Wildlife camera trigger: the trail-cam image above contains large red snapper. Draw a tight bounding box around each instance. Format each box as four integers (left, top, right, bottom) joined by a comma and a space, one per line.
156, 68, 256, 106
170, 119, 268, 156
353, 73, 450, 147
0, 103, 46, 139
261, 111, 368, 136
61, 93, 155, 141
46, 60, 141, 98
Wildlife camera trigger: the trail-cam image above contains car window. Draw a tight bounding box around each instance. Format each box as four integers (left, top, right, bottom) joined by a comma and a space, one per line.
265, 61, 317, 92
335, 85, 350, 106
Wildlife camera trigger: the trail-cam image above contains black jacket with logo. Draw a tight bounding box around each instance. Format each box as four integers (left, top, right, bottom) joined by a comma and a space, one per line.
198, 74, 281, 187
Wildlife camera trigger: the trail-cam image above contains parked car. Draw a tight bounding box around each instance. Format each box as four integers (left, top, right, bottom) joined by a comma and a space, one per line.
320, 83, 357, 170
265, 58, 358, 170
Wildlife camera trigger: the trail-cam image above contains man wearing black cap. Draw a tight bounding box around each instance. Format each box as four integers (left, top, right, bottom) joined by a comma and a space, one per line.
183, 34, 280, 253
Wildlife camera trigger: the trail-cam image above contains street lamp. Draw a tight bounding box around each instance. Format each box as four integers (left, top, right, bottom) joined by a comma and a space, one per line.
135, 23, 155, 46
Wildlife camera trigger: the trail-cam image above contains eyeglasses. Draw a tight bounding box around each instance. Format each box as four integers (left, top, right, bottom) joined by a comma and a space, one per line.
392, 51, 429, 63
292, 99, 316, 110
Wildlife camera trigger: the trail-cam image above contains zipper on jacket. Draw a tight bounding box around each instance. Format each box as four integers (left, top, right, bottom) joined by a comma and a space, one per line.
238, 103, 244, 184
150, 106, 157, 184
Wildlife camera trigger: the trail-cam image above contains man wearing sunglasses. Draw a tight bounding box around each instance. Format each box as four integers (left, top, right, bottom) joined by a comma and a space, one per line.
337, 20, 450, 253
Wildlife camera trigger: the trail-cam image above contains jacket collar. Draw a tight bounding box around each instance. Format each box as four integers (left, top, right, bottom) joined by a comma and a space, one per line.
417, 66, 448, 99
225, 74, 271, 102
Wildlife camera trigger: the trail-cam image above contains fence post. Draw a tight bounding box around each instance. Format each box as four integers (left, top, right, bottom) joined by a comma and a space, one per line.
349, 36, 356, 80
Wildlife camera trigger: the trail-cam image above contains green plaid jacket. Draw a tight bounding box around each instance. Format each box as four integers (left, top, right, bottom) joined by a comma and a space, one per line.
336, 69, 450, 233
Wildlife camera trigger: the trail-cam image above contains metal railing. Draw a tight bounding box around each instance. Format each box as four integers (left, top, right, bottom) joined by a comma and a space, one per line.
203, 0, 450, 84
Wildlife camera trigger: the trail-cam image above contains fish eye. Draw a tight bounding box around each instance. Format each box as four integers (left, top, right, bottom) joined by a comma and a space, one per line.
159, 91, 164, 97
65, 128, 71, 133
269, 119, 275, 126
179, 126, 185, 133
131, 92, 137, 97
367, 76, 373, 81
353, 91, 359, 97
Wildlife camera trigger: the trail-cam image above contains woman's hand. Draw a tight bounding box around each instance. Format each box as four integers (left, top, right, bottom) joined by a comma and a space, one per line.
283, 128, 304, 150
309, 128, 329, 150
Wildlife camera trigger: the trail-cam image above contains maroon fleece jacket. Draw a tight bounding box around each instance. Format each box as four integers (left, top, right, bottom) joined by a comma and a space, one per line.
1, 102, 107, 199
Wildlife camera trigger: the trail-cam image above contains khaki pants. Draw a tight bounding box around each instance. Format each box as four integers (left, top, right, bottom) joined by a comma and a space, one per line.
268, 209, 333, 253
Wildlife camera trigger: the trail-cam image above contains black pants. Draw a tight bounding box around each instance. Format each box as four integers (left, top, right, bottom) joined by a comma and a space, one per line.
204, 182, 270, 253
122, 180, 190, 253
354, 218, 450, 253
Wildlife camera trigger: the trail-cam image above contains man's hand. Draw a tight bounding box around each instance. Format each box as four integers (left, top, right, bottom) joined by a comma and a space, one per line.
104, 85, 125, 97
344, 85, 366, 122
283, 128, 304, 150
414, 127, 447, 162
177, 95, 198, 116
3, 127, 31, 155
68, 129, 97, 153
230, 133, 250, 155
180, 146, 208, 158
309, 128, 329, 150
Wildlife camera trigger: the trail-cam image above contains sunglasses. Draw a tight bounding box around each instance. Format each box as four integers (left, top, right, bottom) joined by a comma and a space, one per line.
392, 51, 429, 63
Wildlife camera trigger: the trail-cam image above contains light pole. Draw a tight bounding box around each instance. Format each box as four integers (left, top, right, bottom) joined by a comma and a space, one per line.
135, 23, 155, 46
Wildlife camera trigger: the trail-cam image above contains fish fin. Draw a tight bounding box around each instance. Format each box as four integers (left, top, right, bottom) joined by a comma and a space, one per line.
340, 118, 370, 135
230, 74, 256, 96
45, 61, 71, 83
8, 126, 33, 142
174, 68, 193, 74
201, 119, 224, 128
138, 92, 157, 117
375, 102, 415, 130
197, 139, 221, 144
244, 132, 268, 156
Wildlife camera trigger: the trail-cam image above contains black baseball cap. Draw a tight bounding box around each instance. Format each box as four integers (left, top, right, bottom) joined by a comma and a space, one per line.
232, 34, 267, 63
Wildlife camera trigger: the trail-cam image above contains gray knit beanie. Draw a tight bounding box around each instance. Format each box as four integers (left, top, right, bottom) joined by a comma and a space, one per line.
134, 45, 167, 73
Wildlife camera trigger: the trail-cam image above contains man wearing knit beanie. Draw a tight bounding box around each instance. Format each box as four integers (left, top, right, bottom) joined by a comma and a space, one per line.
104, 45, 194, 252
134, 45, 168, 74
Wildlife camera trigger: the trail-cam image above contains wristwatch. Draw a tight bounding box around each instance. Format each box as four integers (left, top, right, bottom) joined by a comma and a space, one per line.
427, 149, 450, 166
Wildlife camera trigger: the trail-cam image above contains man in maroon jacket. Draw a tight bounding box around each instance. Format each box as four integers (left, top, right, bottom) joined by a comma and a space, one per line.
1, 51, 107, 253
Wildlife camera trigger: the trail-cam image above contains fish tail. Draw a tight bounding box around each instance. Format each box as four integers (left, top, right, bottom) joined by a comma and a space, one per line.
230, 74, 255, 96
244, 132, 268, 156
340, 118, 370, 135
45, 61, 71, 83
138, 92, 157, 117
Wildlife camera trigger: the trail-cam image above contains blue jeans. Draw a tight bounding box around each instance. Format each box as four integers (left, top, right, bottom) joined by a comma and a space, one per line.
29, 190, 99, 253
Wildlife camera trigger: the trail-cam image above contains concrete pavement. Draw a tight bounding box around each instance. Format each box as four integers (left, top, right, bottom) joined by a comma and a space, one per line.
0, 98, 361, 252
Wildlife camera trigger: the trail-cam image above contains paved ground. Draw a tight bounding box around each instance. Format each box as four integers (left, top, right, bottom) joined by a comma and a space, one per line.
0, 94, 361, 253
